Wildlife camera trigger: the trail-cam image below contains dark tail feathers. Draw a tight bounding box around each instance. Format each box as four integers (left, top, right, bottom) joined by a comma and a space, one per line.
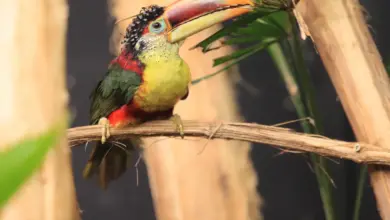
82, 139, 139, 189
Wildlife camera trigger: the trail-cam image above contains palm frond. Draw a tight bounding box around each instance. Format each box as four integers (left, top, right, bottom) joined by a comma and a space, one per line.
191, 9, 290, 84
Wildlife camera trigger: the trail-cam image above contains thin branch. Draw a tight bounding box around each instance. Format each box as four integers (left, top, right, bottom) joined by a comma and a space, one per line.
68, 120, 390, 166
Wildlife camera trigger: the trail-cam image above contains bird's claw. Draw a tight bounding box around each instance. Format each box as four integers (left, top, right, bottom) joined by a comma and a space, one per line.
170, 114, 184, 139
98, 117, 111, 144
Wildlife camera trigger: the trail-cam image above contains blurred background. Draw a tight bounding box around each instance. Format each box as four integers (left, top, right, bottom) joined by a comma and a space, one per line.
67, 0, 390, 219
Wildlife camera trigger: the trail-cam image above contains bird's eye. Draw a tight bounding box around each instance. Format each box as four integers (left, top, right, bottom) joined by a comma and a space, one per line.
152, 22, 161, 29
149, 20, 166, 34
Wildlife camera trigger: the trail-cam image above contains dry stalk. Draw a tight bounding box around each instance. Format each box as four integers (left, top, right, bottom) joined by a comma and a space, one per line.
0, 0, 79, 219
296, 0, 390, 218
68, 120, 390, 166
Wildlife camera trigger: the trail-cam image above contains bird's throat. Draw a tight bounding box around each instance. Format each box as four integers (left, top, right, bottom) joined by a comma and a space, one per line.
133, 43, 191, 112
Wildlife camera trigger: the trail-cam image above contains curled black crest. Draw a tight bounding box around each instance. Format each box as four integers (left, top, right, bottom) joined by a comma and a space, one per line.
122, 5, 164, 52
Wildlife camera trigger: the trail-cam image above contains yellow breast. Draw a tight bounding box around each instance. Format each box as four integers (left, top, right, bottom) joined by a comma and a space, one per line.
134, 53, 191, 112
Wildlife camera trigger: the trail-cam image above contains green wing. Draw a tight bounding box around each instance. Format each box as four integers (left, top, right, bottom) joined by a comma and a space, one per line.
89, 64, 142, 125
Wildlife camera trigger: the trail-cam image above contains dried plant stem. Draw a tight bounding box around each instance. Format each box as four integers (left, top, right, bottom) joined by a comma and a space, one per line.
296, 0, 390, 218
68, 120, 390, 166
0, 0, 78, 219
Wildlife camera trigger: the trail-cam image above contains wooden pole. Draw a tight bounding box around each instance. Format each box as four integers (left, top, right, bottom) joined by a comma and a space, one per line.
296, 0, 390, 218
0, 0, 79, 219
109, 0, 262, 219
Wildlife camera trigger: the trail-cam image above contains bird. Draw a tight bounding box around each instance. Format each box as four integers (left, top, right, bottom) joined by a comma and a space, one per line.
82, 0, 254, 189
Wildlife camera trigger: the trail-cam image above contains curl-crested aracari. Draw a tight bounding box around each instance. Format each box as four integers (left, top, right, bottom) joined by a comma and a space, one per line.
83, 0, 254, 189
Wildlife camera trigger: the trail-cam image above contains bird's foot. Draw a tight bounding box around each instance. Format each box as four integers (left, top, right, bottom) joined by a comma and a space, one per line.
98, 117, 111, 144
170, 114, 184, 139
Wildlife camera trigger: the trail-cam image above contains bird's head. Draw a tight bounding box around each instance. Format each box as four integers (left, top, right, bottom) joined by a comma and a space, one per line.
122, 0, 254, 62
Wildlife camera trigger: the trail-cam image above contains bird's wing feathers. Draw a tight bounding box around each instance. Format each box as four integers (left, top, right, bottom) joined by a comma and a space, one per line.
89, 64, 142, 124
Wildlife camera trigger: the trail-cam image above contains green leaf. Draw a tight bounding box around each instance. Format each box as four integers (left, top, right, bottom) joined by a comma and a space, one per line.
222, 35, 262, 45
191, 10, 291, 85
262, 10, 291, 34
213, 11, 291, 67
213, 39, 276, 66
353, 165, 367, 220
0, 119, 66, 207
235, 11, 290, 40
213, 43, 262, 66
193, 8, 290, 53
191, 42, 272, 85
191, 8, 278, 52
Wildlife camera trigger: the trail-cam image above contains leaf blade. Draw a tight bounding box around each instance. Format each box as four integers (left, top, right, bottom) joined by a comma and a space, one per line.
191, 41, 273, 85
191, 8, 278, 52
0, 119, 66, 207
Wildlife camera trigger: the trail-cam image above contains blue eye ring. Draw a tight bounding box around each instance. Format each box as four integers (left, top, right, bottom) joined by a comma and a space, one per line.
149, 19, 166, 34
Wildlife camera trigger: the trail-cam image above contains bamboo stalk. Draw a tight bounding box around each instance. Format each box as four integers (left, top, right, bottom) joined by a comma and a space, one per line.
295, 0, 390, 218
109, 0, 261, 219
0, 0, 79, 220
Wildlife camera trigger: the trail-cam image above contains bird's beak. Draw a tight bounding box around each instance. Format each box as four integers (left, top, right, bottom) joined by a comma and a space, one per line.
162, 0, 254, 43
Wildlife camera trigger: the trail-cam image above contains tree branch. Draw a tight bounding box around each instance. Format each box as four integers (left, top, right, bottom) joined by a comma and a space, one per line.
68, 120, 390, 165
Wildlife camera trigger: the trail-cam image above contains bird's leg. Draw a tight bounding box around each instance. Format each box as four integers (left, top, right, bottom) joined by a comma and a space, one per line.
98, 117, 111, 144
170, 114, 184, 138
